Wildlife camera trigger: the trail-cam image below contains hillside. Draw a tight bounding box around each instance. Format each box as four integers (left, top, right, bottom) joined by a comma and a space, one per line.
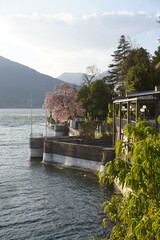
0, 56, 64, 108
57, 72, 83, 85
58, 71, 109, 85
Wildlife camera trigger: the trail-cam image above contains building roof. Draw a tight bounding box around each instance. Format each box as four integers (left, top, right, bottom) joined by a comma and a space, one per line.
113, 89, 160, 102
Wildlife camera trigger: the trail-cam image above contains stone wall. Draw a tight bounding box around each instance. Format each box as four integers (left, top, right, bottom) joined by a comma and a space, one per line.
30, 135, 115, 171
30, 137, 43, 149
43, 138, 115, 164
29, 137, 43, 158
53, 135, 113, 147
44, 141, 104, 162
43, 139, 115, 172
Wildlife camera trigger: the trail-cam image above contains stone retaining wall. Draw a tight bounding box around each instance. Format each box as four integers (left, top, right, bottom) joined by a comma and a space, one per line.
29, 137, 43, 158
44, 141, 103, 162
43, 139, 115, 172
30, 135, 115, 172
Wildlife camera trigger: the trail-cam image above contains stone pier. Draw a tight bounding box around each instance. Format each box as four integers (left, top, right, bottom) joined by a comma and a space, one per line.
29, 135, 115, 172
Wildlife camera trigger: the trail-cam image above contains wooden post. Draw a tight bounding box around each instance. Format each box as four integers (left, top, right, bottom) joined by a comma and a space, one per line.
155, 98, 160, 127
127, 101, 130, 124
120, 102, 122, 140
136, 99, 139, 121
113, 103, 115, 146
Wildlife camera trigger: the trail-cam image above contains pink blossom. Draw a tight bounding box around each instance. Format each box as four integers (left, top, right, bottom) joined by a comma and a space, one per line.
43, 83, 85, 123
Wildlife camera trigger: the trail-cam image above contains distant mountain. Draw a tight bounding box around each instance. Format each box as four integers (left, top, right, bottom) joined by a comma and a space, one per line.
57, 72, 83, 85
96, 71, 109, 80
58, 71, 109, 85
0, 56, 64, 108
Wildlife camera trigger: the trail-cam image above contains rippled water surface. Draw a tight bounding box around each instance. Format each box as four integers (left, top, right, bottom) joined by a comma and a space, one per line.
0, 109, 114, 240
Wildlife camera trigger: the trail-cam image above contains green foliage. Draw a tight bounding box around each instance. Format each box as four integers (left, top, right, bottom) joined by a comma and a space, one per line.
106, 103, 113, 124
107, 38, 159, 95
125, 65, 152, 93
151, 46, 160, 86
96, 119, 160, 240
76, 84, 91, 116
122, 46, 160, 93
107, 35, 131, 95
105, 103, 113, 135
76, 79, 113, 121
78, 121, 96, 136
122, 47, 156, 93
152, 46, 160, 67
79, 121, 109, 137
122, 47, 151, 73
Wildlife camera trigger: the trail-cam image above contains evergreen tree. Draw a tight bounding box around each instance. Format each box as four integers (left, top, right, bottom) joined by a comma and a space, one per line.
107, 35, 131, 95
122, 47, 151, 72
151, 46, 160, 87
125, 65, 152, 93
152, 46, 160, 66
123, 47, 155, 93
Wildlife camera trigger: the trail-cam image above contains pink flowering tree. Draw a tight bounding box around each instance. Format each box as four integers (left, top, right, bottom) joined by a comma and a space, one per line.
43, 83, 85, 123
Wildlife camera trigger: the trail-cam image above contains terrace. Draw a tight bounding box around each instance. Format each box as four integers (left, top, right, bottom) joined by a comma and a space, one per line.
112, 86, 160, 144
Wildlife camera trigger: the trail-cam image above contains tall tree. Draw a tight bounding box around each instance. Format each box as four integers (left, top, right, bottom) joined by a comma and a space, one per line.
107, 35, 131, 94
76, 84, 91, 119
152, 46, 160, 66
151, 46, 160, 87
43, 83, 85, 123
123, 47, 157, 93
89, 80, 113, 120
122, 47, 151, 72
125, 65, 152, 93
76, 79, 113, 121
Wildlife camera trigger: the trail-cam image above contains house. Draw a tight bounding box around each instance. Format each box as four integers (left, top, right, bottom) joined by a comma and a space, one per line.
112, 86, 160, 144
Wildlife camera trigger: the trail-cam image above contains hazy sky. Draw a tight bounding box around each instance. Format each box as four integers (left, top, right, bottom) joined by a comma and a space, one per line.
0, 0, 159, 78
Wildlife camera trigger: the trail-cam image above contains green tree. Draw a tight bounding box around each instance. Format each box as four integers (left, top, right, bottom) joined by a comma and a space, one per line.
123, 47, 155, 93
151, 46, 160, 86
122, 47, 151, 73
89, 80, 113, 120
151, 46, 160, 67
107, 35, 131, 94
125, 65, 152, 93
76, 84, 91, 119
90, 118, 160, 240
76, 79, 113, 121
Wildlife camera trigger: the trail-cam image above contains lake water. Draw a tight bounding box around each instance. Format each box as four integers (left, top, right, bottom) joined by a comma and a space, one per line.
0, 109, 114, 240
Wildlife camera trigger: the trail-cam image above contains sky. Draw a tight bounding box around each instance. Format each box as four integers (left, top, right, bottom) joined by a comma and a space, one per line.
0, 0, 159, 78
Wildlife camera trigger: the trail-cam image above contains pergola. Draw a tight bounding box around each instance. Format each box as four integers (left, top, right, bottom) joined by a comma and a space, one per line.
112, 86, 160, 145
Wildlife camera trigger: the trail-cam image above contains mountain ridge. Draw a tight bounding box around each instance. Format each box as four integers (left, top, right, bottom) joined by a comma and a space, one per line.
58, 71, 109, 85
0, 56, 64, 108
58, 72, 84, 85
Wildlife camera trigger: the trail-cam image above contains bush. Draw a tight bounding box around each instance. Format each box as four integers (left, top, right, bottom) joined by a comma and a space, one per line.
90, 118, 160, 240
